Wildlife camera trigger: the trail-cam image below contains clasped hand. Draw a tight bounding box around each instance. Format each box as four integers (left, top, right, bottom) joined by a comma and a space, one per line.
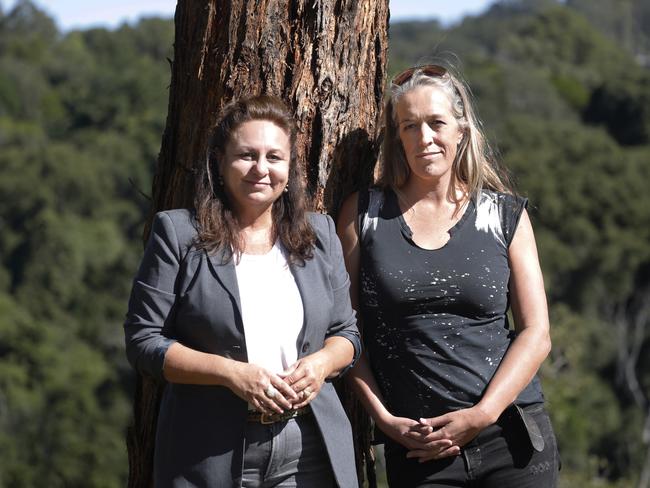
229, 353, 328, 413
379, 406, 493, 462
279, 352, 328, 409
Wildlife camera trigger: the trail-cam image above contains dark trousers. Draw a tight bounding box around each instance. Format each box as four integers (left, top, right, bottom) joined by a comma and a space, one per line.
384, 404, 559, 488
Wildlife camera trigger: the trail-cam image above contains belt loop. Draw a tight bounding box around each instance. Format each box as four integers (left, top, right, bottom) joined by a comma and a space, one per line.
260, 413, 274, 425
247, 407, 311, 424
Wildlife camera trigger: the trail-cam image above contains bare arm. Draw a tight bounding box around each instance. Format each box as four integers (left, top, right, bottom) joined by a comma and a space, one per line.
320, 336, 356, 379
476, 209, 551, 419
336, 192, 390, 419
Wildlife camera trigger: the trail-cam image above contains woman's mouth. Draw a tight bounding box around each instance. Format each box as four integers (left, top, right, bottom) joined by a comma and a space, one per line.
416, 151, 441, 158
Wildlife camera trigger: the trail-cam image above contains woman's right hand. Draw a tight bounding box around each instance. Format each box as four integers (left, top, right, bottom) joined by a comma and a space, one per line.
227, 362, 298, 414
376, 413, 455, 454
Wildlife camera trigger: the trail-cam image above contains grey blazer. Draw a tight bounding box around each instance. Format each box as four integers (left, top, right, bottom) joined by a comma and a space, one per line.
124, 209, 360, 487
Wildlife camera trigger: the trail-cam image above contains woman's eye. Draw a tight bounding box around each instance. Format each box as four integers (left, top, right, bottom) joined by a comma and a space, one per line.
239, 152, 254, 160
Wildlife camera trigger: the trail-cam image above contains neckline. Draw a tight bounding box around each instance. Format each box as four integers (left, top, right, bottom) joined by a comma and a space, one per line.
390, 188, 475, 252
239, 240, 284, 261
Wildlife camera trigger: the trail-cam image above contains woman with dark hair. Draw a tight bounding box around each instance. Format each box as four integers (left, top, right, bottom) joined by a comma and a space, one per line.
337, 66, 559, 487
125, 95, 359, 487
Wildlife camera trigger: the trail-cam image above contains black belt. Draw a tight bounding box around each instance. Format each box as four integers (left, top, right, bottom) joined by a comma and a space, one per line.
246, 407, 311, 424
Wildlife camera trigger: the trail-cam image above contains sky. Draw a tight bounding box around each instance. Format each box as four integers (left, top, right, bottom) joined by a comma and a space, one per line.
1, 0, 497, 31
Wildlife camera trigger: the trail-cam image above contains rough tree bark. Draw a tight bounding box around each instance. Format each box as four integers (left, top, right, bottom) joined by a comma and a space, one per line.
127, 1, 389, 487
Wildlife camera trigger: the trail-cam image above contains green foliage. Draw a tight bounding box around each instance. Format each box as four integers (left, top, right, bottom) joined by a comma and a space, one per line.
551, 73, 591, 110
388, 20, 444, 75
502, 6, 629, 79
584, 73, 650, 145
543, 305, 624, 473
568, 0, 650, 59
498, 115, 650, 308
0, 1, 173, 485
0, 294, 130, 487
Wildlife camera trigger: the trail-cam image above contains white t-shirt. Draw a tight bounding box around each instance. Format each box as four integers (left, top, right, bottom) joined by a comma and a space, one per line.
235, 242, 304, 374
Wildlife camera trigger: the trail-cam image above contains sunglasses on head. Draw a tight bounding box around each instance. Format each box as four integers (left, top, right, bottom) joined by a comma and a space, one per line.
391, 65, 448, 86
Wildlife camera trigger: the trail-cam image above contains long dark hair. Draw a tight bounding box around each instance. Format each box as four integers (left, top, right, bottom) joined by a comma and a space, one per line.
194, 95, 315, 263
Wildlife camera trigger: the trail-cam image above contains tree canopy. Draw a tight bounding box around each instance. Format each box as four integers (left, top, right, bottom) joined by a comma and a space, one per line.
1, 0, 649, 486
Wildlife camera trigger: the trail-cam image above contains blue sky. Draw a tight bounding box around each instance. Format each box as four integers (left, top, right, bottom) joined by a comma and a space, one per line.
1, 0, 496, 31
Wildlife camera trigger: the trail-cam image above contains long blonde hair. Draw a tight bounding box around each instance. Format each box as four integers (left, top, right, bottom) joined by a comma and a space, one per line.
377, 66, 512, 201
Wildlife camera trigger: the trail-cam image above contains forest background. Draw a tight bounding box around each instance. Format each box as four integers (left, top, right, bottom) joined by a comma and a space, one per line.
1, 0, 649, 486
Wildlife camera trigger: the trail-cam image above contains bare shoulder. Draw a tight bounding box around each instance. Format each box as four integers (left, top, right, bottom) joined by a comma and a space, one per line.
337, 191, 360, 236
509, 208, 541, 268
510, 208, 535, 248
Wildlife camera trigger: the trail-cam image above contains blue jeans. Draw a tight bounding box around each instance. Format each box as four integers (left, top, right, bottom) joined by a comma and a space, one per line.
240, 414, 335, 488
384, 404, 559, 487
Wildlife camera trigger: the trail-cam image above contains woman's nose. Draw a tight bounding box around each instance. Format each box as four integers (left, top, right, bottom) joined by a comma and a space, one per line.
252, 157, 269, 175
418, 123, 435, 146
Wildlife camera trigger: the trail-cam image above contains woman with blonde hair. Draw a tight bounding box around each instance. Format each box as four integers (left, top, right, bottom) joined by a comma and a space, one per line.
338, 65, 559, 487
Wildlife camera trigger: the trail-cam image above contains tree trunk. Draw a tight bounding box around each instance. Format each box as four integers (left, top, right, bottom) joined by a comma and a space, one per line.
127, 1, 389, 486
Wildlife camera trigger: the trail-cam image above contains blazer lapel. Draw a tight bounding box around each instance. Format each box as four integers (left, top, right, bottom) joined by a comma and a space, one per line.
290, 261, 312, 357
206, 247, 242, 320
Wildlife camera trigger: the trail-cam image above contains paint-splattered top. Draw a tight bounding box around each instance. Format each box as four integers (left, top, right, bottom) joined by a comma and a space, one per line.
358, 188, 544, 420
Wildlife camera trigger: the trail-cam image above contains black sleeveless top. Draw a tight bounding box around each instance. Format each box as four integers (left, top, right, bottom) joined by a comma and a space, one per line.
359, 188, 544, 420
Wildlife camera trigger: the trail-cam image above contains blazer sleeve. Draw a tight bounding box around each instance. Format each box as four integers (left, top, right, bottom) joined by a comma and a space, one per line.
124, 211, 182, 382
323, 214, 361, 377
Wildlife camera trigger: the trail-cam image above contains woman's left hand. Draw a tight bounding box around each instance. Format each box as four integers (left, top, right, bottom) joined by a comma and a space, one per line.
404, 406, 494, 462
280, 352, 328, 409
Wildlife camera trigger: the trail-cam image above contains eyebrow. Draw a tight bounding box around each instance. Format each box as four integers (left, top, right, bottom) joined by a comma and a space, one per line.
399, 114, 447, 125
398, 116, 418, 125
235, 144, 285, 151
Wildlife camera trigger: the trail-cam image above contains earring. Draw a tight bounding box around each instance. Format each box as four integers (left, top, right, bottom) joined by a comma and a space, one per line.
218, 175, 224, 186
283, 184, 289, 193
